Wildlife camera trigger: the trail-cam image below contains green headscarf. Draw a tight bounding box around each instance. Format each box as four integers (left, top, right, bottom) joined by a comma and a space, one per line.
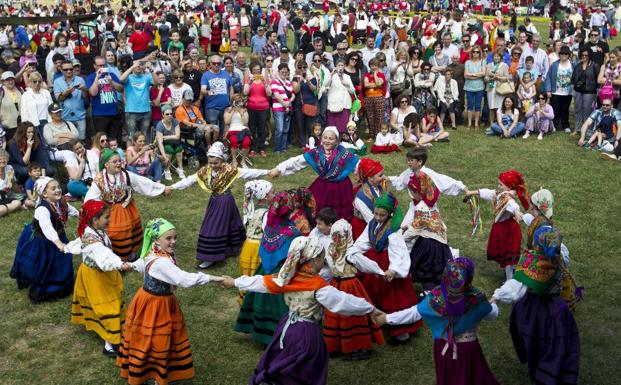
99, 148, 117, 170
140, 218, 176, 258
374, 192, 404, 232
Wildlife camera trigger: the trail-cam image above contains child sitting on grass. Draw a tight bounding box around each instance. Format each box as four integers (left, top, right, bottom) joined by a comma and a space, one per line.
371, 123, 400, 154
341, 121, 367, 155
419, 108, 450, 146
24, 162, 42, 209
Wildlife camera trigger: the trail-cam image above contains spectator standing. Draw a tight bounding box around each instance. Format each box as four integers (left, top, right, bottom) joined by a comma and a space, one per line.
572, 49, 600, 135
582, 29, 609, 66
54, 60, 88, 140
326, 59, 355, 133
270, 64, 294, 153
519, 34, 549, 87
0, 71, 22, 142
243, 61, 271, 157
363, 58, 387, 141
292, 60, 318, 146
251, 27, 268, 56
19, 72, 53, 138
201, 54, 232, 137
485, 49, 511, 129
597, 48, 621, 109
120, 58, 154, 140
260, 31, 280, 65
86, 57, 124, 143
543, 46, 573, 133
167, 69, 193, 108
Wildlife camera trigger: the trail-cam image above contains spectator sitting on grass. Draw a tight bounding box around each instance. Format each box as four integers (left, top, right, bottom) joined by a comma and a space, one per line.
578, 98, 621, 151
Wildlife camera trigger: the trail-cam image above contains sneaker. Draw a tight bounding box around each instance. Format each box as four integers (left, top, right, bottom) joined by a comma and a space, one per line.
259, 150, 267, 158
249, 150, 256, 157
198, 261, 214, 269
537, 133, 543, 140
600, 152, 619, 161
164, 170, 172, 181
564, 128, 571, 133
176, 168, 186, 179
351, 350, 372, 361
522, 132, 530, 139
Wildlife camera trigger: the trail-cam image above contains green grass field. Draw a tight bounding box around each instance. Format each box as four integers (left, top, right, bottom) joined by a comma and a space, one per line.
1, 19, 621, 385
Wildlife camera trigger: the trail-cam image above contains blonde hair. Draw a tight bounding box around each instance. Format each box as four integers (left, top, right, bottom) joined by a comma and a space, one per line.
28, 71, 42, 82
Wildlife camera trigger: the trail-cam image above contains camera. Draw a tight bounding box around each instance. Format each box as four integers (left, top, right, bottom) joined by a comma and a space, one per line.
156, 52, 162, 59
84, 177, 93, 187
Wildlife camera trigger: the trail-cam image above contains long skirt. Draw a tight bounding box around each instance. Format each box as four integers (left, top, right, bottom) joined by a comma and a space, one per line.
71, 264, 125, 344
510, 292, 580, 385
410, 237, 452, 290
107, 201, 143, 261
238, 239, 261, 303
10, 224, 74, 303
433, 338, 501, 385
327, 109, 351, 133
117, 288, 194, 385
371, 144, 400, 153
308, 177, 353, 222
359, 249, 421, 337
234, 263, 289, 345
487, 219, 522, 267
323, 277, 385, 353
250, 314, 328, 385
351, 216, 367, 241
197, 192, 246, 262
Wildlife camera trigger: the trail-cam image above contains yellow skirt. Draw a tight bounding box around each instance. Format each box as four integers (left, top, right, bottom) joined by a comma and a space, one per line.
71, 263, 126, 344
238, 239, 261, 304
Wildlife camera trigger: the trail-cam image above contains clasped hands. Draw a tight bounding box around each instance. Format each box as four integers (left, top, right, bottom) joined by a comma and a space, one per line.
209, 275, 236, 288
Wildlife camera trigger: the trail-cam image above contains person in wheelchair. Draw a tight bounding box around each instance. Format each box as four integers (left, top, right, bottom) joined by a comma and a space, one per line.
175, 89, 216, 148
156, 104, 185, 181
223, 93, 252, 168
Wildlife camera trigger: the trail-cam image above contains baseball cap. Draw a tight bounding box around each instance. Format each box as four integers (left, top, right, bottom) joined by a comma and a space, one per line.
183, 89, 194, 101
48, 102, 62, 113
72, 59, 81, 67
1, 71, 15, 80
280, 46, 290, 54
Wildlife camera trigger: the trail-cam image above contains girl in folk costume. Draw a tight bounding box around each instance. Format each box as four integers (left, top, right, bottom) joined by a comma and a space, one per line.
346, 192, 422, 344
323, 220, 385, 360
351, 158, 385, 240
238, 180, 274, 302
234, 192, 302, 345
220, 237, 379, 385
10, 177, 79, 303
492, 224, 581, 385
167, 142, 270, 268
71, 200, 135, 357
84, 149, 167, 261
116, 218, 222, 385
375, 258, 501, 385
271, 126, 360, 221
288, 187, 316, 236
465, 169, 530, 280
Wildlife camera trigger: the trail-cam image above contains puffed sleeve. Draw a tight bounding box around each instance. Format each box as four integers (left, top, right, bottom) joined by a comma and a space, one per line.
386, 305, 422, 325
131, 258, 146, 273
522, 213, 535, 226
484, 303, 499, 320
346, 225, 372, 257
492, 279, 527, 304
84, 181, 102, 202
388, 168, 413, 191
353, 196, 374, 222
387, 232, 411, 278
478, 188, 496, 202
238, 168, 269, 179
421, 166, 466, 196
34, 206, 60, 242
234, 275, 269, 293
276, 154, 309, 176
128, 171, 166, 196
149, 258, 213, 288
316, 285, 375, 315
346, 253, 385, 276
171, 173, 198, 190
83, 242, 124, 271
505, 198, 520, 214
67, 203, 80, 217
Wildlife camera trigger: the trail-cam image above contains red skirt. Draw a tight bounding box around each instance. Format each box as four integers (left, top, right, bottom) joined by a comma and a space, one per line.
371, 144, 400, 154
487, 219, 522, 268
323, 277, 385, 353
433, 338, 500, 385
351, 216, 367, 241
308, 177, 353, 222
358, 249, 422, 337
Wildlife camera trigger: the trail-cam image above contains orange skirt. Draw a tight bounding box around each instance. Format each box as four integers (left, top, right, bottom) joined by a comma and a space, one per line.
108, 201, 143, 261
323, 277, 385, 353
116, 288, 194, 385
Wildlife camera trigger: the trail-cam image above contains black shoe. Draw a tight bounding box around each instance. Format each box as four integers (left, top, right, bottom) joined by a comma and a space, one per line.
351, 349, 372, 360
388, 335, 411, 346
102, 346, 117, 358
438, 137, 450, 142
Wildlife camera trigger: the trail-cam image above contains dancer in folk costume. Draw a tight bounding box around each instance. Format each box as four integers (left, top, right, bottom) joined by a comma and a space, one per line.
271, 126, 359, 221
375, 257, 501, 385
10, 177, 79, 303
85, 149, 166, 261
346, 192, 422, 344
117, 218, 222, 385
238, 180, 274, 302
167, 142, 270, 268
493, 224, 581, 385
288, 186, 316, 236
234, 192, 302, 345
351, 158, 385, 240
323, 219, 384, 360
220, 237, 380, 385
465, 169, 529, 280
71, 200, 135, 357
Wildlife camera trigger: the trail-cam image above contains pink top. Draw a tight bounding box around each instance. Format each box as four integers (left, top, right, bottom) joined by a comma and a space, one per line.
247, 81, 270, 111
270, 78, 294, 112
126, 146, 154, 176
150, 86, 172, 121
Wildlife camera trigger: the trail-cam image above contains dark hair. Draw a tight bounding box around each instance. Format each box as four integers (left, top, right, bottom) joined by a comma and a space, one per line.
249, 60, 261, 72
501, 96, 515, 113
316, 207, 337, 225
12, 121, 40, 151
536, 92, 548, 101
277, 63, 290, 72
406, 147, 428, 165
421, 61, 432, 70
27, 162, 42, 172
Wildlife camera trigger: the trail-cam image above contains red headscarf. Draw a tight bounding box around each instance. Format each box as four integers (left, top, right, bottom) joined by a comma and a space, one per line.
498, 170, 530, 210
357, 158, 384, 181
78, 200, 107, 237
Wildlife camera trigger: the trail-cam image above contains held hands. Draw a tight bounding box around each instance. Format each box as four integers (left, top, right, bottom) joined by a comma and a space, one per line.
267, 168, 281, 178
371, 309, 387, 326
383, 270, 395, 282
217, 275, 236, 289
164, 186, 174, 197
120, 262, 135, 272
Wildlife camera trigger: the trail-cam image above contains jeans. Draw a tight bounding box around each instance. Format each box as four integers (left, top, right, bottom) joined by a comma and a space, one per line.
248, 108, 269, 152
491, 122, 526, 137
127, 158, 163, 182
551, 94, 572, 131
317, 94, 328, 126
574, 92, 596, 133
293, 108, 316, 147
279, 33, 287, 49
273, 111, 291, 152
68, 119, 87, 140
293, 30, 301, 52
466, 90, 484, 111
67, 179, 89, 198
205, 108, 226, 137
125, 112, 151, 139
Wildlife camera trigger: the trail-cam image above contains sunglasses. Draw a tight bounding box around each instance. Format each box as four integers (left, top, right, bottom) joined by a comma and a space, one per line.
350, 57, 359, 61
211, 62, 222, 65
590, 34, 598, 37
462, 39, 470, 43
164, 112, 173, 116
314, 59, 322, 63
539, 97, 546, 100
62, 68, 73, 71
472, 51, 481, 54
337, 48, 346, 51
174, 76, 183, 79
400, 99, 408, 103
100, 139, 108, 143
299, 66, 308, 70
513, 52, 522, 56
266, 59, 273, 62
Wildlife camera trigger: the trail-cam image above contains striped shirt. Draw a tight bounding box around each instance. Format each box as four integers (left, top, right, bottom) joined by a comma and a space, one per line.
270, 78, 294, 112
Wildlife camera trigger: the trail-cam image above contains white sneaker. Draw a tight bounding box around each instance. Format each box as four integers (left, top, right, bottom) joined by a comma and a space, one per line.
537, 133, 544, 140
164, 170, 172, 181
176, 168, 186, 179
564, 128, 571, 133
522, 131, 530, 139
198, 261, 214, 268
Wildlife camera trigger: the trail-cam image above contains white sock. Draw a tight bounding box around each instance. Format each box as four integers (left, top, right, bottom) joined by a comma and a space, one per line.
104, 341, 114, 351
505, 266, 514, 281
198, 261, 213, 268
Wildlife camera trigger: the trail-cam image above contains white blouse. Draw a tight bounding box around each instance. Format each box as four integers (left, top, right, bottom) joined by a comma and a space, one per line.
374, 132, 394, 146
81, 227, 124, 271
84, 170, 166, 202
34, 202, 80, 242
353, 184, 382, 223
346, 223, 410, 278
132, 255, 213, 288
170, 167, 268, 190
386, 302, 499, 325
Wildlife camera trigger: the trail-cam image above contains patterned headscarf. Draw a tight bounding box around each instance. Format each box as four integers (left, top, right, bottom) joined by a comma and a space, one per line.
266, 191, 294, 227
498, 169, 530, 210
374, 192, 404, 232
273, 236, 325, 287
329, 219, 354, 273
140, 218, 176, 259
289, 187, 316, 213
357, 158, 384, 181
440, 258, 477, 318
99, 148, 118, 170
207, 141, 228, 160
243, 180, 273, 225
78, 200, 107, 237
408, 171, 440, 207
531, 188, 553, 219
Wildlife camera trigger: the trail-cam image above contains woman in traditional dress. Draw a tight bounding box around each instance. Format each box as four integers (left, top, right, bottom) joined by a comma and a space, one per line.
376, 257, 501, 385
116, 218, 222, 385
220, 236, 379, 385
84, 149, 166, 261
71, 200, 134, 357
351, 158, 385, 240
270, 126, 359, 222
288, 186, 316, 236
167, 142, 269, 268
234, 192, 302, 345
323, 220, 384, 360
346, 192, 422, 344
10, 177, 79, 303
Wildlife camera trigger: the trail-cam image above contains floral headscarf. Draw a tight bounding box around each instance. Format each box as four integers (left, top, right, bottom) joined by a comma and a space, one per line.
140, 218, 176, 259
243, 180, 273, 225
531, 188, 553, 219
267, 191, 294, 228
273, 236, 324, 287
328, 219, 354, 274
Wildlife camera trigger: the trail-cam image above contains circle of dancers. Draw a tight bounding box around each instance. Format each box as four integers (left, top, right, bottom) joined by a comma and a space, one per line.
9, 127, 582, 385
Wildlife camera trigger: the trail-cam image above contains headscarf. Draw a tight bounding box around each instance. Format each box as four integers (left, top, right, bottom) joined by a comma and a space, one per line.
266, 191, 294, 228
140, 218, 176, 258
34, 176, 54, 206
374, 192, 403, 232
322, 126, 340, 139
408, 171, 440, 207
78, 200, 107, 237
99, 148, 117, 170
514, 225, 564, 296
243, 180, 273, 225
328, 219, 354, 274
207, 141, 228, 160
357, 158, 384, 181
273, 236, 324, 287
440, 257, 477, 318
498, 169, 530, 210
531, 188, 553, 219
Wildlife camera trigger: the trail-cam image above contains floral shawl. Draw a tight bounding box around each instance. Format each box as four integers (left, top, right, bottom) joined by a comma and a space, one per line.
408, 171, 440, 207
368, 218, 393, 252
302, 144, 358, 182
196, 163, 240, 195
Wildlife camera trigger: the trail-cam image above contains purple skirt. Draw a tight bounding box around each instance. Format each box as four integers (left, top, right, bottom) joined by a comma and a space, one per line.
327, 109, 351, 134
410, 237, 452, 289
197, 192, 246, 262
308, 177, 353, 222
250, 314, 328, 385
510, 291, 580, 385
433, 338, 500, 385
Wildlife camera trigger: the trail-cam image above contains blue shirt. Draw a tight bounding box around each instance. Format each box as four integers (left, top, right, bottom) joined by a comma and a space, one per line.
25, 177, 35, 193
85, 72, 121, 116
124, 73, 152, 113
53, 76, 87, 121
201, 71, 231, 111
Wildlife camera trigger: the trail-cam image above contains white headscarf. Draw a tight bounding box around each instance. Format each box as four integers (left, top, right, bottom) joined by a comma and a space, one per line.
322, 126, 340, 140
243, 180, 273, 225
273, 236, 324, 287
34, 177, 53, 206
531, 188, 553, 219
207, 141, 228, 160
328, 219, 353, 274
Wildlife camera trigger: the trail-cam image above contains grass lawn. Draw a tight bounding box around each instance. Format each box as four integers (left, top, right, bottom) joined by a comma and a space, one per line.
1, 19, 621, 385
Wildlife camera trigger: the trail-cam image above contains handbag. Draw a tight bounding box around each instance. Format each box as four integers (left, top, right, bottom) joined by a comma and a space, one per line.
351, 93, 362, 114
390, 62, 412, 95
299, 88, 318, 117
599, 81, 615, 103
496, 79, 515, 96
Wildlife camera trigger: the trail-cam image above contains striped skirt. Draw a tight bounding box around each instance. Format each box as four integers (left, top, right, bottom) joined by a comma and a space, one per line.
107, 201, 143, 261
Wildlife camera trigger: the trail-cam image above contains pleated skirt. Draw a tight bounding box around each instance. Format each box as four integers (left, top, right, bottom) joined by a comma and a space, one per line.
433, 338, 501, 385
238, 239, 261, 304
351, 216, 367, 241
107, 201, 143, 261
308, 177, 353, 222
197, 192, 246, 262
487, 219, 522, 268
410, 237, 452, 287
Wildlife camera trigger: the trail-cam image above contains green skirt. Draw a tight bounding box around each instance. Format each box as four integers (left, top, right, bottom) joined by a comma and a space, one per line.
233, 263, 289, 345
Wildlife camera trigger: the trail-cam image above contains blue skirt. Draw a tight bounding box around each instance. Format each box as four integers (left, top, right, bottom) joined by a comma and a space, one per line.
197, 192, 246, 262
10, 224, 74, 303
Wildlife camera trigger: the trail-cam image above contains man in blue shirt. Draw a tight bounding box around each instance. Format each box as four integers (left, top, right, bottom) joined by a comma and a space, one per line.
200, 55, 232, 136
86, 56, 124, 142
486, 37, 511, 66
53, 60, 88, 140
120, 55, 154, 139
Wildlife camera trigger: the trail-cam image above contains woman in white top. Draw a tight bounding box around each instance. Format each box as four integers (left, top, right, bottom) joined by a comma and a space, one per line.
239, 9, 251, 46
326, 59, 356, 133
19, 72, 53, 135
434, 69, 460, 130
390, 93, 416, 145
167, 69, 193, 108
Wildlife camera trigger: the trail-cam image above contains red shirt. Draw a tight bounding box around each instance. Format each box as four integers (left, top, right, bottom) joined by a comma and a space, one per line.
150, 86, 172, 121
128, 31, 150, 53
